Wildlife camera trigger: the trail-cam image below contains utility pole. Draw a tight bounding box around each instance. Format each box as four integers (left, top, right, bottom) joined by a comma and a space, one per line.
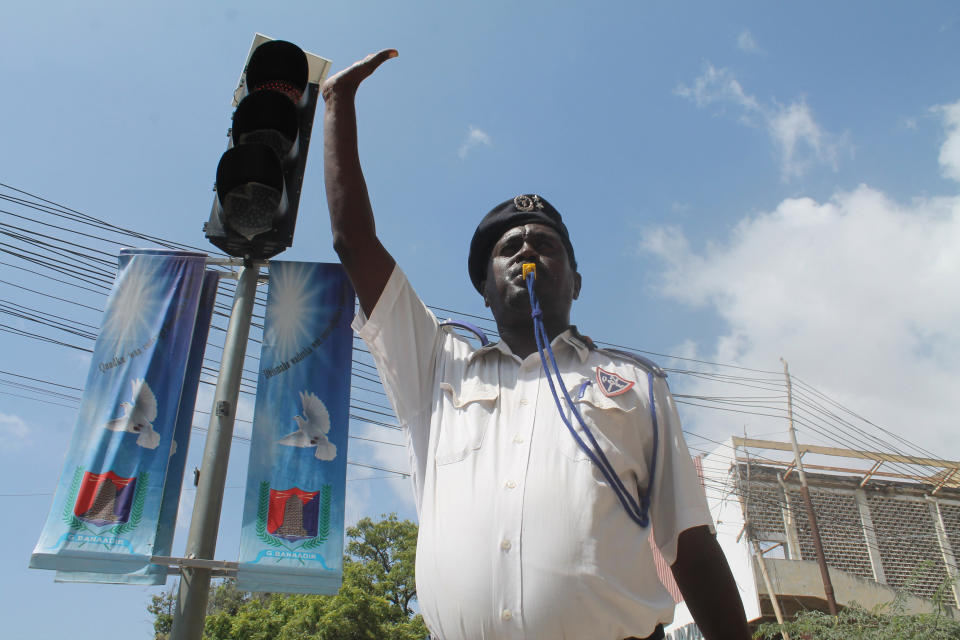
170, 264, 259, 640
781, 357, 838, 616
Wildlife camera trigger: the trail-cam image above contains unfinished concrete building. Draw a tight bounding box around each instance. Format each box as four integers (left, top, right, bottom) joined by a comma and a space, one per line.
665, 437, 960, 639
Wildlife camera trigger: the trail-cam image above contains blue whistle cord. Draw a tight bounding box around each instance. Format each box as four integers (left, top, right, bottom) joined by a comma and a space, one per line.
526, 272, 656, 527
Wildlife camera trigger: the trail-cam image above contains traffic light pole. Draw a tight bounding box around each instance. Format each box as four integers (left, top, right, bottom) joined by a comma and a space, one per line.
169, 36, 328, 638
171, 263, 260, 640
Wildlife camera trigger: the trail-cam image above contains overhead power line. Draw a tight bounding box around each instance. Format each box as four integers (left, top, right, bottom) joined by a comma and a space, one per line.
1, 181, 954, 483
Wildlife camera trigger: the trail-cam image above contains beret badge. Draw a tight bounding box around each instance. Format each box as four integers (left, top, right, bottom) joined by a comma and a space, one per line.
513, 194, 544, 212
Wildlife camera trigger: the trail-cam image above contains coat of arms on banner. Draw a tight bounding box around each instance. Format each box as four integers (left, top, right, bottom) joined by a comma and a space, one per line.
257, 482, 332, 549
64, 467, 147, 536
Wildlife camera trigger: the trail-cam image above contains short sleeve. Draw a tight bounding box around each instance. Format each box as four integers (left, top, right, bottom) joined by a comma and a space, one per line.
648, 376, 716, 565
353, 265, 443, 425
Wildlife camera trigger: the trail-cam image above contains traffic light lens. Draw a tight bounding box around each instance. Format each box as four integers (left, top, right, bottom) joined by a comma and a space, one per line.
255, 80, 303, 103
240, 129, 290, 159
246, 41, 308, 105
232, 90, 299, 159
222, 183, 282, 240
216, 144, 287, 241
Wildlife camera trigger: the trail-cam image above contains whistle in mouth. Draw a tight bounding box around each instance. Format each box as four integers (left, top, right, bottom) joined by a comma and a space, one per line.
522, 263, 537, 280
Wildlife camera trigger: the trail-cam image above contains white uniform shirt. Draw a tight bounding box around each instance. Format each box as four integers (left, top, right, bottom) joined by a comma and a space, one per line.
354, 266, 714, 640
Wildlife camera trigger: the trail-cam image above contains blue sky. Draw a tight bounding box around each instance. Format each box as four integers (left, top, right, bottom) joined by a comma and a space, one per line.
2, 1, 960, 637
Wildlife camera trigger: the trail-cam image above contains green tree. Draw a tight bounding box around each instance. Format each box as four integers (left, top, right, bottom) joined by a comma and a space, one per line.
205, 578, 251, 616
150, 514, 428, 640
345, 514, 420, 620
147, 584, 176, 639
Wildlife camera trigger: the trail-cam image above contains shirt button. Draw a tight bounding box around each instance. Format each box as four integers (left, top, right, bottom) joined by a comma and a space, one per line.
513, 435, 525, 444
501, 609, 513, 621
504, 480, 516, 489
519, 398, 529, 405
500, 540, 512, 551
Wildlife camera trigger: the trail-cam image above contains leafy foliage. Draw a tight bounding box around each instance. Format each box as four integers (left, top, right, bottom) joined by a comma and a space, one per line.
147, 585, 175, 640
149, 514, 428, 640
206, 578, 254, 617
754, 587, 960, 640
62, 466, 85, 530
345, 514, 420, 619
317, 485, 333, 542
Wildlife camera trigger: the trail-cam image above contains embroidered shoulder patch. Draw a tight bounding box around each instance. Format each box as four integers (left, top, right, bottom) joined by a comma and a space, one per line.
595, 367, 635, 397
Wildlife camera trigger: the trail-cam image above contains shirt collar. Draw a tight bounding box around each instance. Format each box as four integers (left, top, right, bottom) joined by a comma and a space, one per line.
468, 326, 591, 363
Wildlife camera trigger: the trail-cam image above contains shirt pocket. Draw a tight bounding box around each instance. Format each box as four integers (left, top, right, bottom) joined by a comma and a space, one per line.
556, 381, 638, 465
435, 378, 499, 465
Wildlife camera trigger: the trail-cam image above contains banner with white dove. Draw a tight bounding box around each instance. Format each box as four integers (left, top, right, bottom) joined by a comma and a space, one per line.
30, 249, 211, 576
53, 269, 219, 584
237, 261, 354, 594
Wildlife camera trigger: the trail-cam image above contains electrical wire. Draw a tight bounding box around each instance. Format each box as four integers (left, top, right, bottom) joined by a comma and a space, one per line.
2, 182, 958, 562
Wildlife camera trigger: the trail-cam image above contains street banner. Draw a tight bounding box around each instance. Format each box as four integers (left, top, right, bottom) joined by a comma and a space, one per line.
54, 269, 219, 584
237, 262, 354, 594
31, 249, 209, 575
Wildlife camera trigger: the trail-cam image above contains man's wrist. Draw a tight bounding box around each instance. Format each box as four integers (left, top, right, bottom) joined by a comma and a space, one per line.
322, 84, 358, 105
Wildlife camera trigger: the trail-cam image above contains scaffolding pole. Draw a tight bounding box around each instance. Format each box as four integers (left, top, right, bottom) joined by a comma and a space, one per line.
739, 450, 791, 640
781, 357, 838, 616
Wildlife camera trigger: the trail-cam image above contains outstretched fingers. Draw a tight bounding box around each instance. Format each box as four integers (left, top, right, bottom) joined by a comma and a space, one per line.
322, 48, 398, 100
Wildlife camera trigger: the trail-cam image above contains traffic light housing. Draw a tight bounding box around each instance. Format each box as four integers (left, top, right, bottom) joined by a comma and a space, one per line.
205, 37, 329, 261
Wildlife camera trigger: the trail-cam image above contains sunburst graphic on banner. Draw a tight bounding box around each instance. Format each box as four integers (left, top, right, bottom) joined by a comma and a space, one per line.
265, 263, 323, 361
100, 258, 165, 349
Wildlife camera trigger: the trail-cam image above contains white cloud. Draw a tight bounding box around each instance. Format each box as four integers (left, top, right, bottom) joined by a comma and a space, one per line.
676, 63, 846, 180
737, 29, 761, 54
936, 100, 960, 181
640, 116, 960, 454
0, 412, 29, 450
458, 125, 492, 159
674, 63, 760, 113
768, 99, 841, 180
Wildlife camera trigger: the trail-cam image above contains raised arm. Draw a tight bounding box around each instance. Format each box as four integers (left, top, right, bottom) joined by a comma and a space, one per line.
322, 49, 398, 316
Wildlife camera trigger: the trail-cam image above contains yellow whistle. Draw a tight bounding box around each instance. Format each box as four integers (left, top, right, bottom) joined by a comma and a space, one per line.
522, 263, 537, 280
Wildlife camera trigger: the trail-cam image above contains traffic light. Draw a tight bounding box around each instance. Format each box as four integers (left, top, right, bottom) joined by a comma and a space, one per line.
204, 37, 328, 261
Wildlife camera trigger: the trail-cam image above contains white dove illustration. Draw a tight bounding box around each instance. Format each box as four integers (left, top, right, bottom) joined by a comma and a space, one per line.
104, 378, 161, 449
277, 390, 336, 460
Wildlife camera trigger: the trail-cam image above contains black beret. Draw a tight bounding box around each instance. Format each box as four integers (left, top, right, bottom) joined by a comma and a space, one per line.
468, 194, 577, 293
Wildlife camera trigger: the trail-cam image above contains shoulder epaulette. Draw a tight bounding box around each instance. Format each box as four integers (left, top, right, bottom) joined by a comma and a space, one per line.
439, 319, 490, 346
596, 347, 668, 379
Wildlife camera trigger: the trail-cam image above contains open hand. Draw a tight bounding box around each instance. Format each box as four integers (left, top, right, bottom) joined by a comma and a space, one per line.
321, 49, 398, 101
